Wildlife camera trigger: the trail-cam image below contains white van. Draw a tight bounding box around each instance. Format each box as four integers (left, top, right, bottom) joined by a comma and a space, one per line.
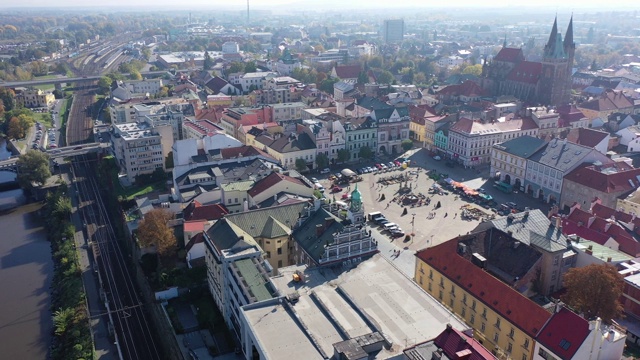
314, 183, 325, 192
382, 223, 398, 231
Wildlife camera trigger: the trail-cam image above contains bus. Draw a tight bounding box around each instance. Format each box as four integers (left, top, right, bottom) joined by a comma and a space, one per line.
493, 181, 513, 194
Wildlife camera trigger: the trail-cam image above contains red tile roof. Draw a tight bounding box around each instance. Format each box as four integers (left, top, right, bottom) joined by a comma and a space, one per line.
494, 48, 524, 62
184, 201, 229, 222
247, 172, 307, 198
565, 127, 609, 148
507, 61, 542, 84
184, 220, 207, 233
578, 89, 634, 112
438, 80, 487, 98
416, 239, 552, 337
564, 163, 640, 194
195, 106, 225, 123
334, 64, 362, 79
220, 145, 274, 160
537, 307, 590, 360
563, 208, 640, 257
433, 326, 497, 360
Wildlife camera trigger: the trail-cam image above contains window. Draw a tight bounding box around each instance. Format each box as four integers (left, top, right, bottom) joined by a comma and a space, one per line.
482, 308, 487, 319
439, 277, 444, 288
538, 348, 558, 360
419, 275, 423, 285
559, 339, 571, 350
439, 290, 443, 300
428, 283, 432, 291
277, 260, 283, 267
495, 318, 501, 329
450, 285, 456, 297
493, 333, 499, 343
277, 247, 282, 255
449, 298, 454, 307
481, 323, 486, 332
461, 308, 466, 317
463, 293, 467, 304
470, 314, 475, 324
509, 328, 515, 339
522, 355, 528, 360
507, 343, 513, 353
471, 300, 476, 311
266, 251, 271, 257
524, 338, 530, 348
429, 269, 433, 279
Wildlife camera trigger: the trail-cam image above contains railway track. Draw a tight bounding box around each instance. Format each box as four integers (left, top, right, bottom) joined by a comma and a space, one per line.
72, 157, 162, 360
66, 83, 96, 145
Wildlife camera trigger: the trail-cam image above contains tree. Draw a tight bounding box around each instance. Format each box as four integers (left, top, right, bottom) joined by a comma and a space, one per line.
227, 61, 244, 74
129, 70, 142, 81
97, 76, 112, 95
376, 70, 394, 85
203, 50, 213, 71
7, 116, 24, 139
0, 87, 16, 111
561, 264, 624, 322
136, 208, 177, 268
337, 149, 350, 163
401, 139, 413, 151
295, 158, 307, 172
244, 61, 257, 73
359, 145, 374, 160
16, 150, 51, 188
315, 153, 329, 170
462, 64, 483, 76
357, 70, 369, 84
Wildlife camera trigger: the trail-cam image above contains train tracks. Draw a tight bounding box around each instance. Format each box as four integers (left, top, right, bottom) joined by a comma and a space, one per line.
72, 157, 161, 360
66, 83, 96, 146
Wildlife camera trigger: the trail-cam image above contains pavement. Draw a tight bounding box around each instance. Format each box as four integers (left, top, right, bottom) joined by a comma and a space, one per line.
316, 148, 555, 280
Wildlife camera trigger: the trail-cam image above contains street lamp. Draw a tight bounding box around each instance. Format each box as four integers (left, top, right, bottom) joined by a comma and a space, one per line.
411, 213, 416, 237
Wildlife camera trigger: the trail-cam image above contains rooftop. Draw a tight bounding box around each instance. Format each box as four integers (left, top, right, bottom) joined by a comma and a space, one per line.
537, 307, 590, 360
493, 135, 546, 159
571, 238, 632, 263
241, 254, 468, 359
232, 258, 275, 302
528, 138, 599, 173
404, 325, 496, 360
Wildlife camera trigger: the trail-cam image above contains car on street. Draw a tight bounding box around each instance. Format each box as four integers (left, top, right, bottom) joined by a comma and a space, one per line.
390, 230, 405, 238
310, 177, 318, 183
375, 163, 383, 170
331, 186, 342, 193
320, 168, 330, 174
387, 162, 395, 168
506, 202, 518, 209
394, 160, 402, 166
433, 155, 442, 161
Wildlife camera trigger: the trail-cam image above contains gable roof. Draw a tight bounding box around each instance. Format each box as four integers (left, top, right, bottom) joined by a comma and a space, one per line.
256, 132, 317, 153
416, 239, 552, 337
405, 326, 497, 360
437, 80, 486, 98
578, 89, 634, 112
507, 61, 542, 84
224, 202, 308, 239
334, 64, 362, 80
528, 139, 599, 173
565, 127, 609, 148
563, 208, 640, 257
537, 307, 590, 360
183, 200, 229, 221
205, 76, 232, 94
292, 207, 345, 263
563, 163, 640, 194
494, 135, 546, 159
205, 218, 258, 252
494, 47, 524, 62
248, 171, 308, 198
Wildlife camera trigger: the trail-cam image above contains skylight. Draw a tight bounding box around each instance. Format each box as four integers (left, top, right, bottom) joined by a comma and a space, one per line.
559, 339, 571, 350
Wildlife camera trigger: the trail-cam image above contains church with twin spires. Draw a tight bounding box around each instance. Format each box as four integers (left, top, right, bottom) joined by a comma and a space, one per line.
480, 16, 575, 106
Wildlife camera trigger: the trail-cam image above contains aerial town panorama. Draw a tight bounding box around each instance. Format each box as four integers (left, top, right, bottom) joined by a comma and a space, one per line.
1, 1, 640, 360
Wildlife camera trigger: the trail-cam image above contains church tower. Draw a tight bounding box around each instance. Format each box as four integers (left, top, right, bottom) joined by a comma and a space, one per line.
347, 184, 364, 224
539, 16, 574, 106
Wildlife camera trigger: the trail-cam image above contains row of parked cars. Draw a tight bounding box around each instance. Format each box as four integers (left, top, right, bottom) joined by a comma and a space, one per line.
357, 161, 404, 174
368, 211, 405, 238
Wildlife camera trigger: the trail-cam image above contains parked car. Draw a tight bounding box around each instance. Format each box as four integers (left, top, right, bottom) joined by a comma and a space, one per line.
310, 177, 318, 183
506, 202, 518, 209
390, 230, 405, 238
394, 160, 402, 166
375, 164, 383, 170
320, 168, 330, 174
433, 155, 442, 161
331, 186, 342, 193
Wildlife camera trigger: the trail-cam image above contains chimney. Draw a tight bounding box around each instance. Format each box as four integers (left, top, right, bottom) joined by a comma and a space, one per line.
586, 245, 593, 255
315, 224, 324, 236
607, 257, 613, 262
608, 330, 616, 342
324, 217, 334, 228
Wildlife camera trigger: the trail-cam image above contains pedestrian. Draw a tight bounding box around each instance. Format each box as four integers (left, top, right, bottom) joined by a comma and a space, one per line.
444, 212, 448, 218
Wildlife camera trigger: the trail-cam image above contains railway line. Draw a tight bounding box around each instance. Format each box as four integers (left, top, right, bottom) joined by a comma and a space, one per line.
71, 157, 161, 360
66, 83, 96, 145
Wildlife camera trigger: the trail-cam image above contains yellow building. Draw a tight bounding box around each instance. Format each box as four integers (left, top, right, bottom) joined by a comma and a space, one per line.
410, 117, 426, 145
15, 88, 55, 108
414, 239, 552, 360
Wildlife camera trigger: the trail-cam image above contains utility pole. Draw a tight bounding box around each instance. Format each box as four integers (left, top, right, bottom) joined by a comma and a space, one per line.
247, 0, 250, 26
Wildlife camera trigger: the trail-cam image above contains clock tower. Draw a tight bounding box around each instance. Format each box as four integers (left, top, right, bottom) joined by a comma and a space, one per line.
347, 184, 364, 224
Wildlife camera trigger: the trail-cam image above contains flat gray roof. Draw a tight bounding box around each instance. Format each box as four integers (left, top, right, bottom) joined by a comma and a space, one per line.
241, 254, 468, 359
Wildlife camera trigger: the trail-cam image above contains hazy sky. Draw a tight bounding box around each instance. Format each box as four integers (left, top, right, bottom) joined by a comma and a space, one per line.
2, 0, 639, 10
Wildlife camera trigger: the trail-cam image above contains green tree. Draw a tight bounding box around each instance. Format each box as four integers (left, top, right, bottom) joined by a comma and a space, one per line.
227, 61, 244, 74
315, 152, 329, 170
141, 47, 152, 62
97, 76, 112, 94
401, 139, 413, 151
7, 116, 23, 139
16, 150, 51, 188
462, 64, 483, 76
0, 87, 16, 111
244, 61, 257, 73
337, 149, 350, 163
376, 70, 394, 85
295, 158, 307, 172
357, 70, 369, 84
561, 264, 624, 322
319, 77, 339, 95
129, 70, 142, 81
358, 145, 374, 160
203, 50, 212, 70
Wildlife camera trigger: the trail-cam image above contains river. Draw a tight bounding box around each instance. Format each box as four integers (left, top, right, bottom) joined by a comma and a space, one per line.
0, 139, 53, 358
